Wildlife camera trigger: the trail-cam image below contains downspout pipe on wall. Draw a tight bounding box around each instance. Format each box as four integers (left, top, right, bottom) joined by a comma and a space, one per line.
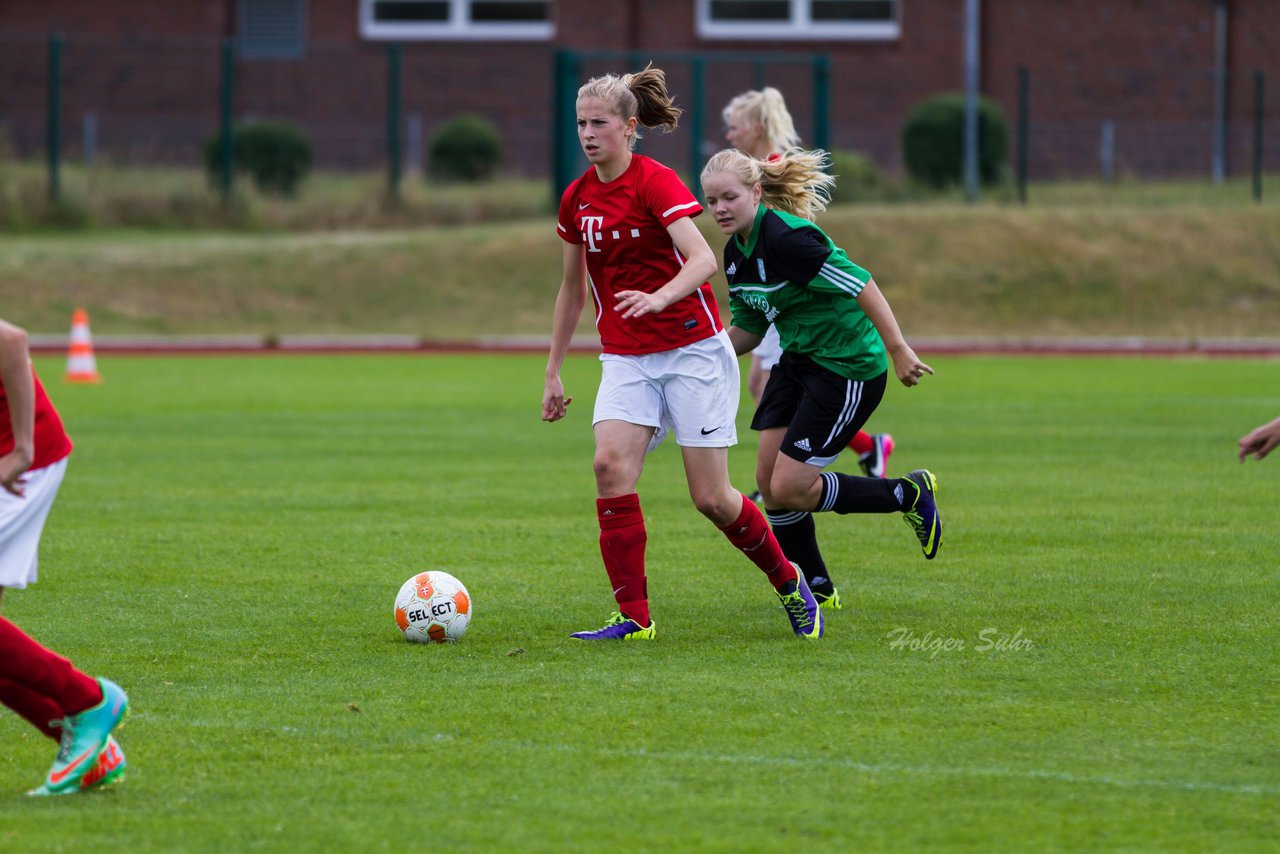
1211, 0, 1229, 184
963, 0, 981, 202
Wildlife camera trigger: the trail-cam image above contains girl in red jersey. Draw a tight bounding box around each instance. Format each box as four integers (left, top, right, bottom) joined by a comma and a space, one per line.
1, 317, 128, 795
542, 66, 823, 640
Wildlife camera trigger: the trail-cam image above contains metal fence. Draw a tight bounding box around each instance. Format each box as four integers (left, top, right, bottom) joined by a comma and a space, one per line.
0, 30, 1273, 204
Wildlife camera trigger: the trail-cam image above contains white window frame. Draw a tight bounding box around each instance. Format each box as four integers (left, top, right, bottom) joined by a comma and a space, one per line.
696, 0, 901, 41
360, 0, 554, 41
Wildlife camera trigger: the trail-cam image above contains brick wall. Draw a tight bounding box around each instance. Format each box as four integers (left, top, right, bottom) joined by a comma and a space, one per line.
0, 0, 1274, 180
984, 0, 1279, 179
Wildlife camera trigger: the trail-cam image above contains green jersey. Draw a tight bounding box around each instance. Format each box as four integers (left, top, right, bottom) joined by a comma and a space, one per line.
723, 205, 887, 381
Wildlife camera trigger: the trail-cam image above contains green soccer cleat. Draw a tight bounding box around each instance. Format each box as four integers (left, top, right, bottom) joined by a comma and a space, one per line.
27, 678, 128, 797
901, 469, 942, 560
814, 588, 842, 610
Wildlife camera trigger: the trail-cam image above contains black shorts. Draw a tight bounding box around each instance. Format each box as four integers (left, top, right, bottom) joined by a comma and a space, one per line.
751, 352, 887, 466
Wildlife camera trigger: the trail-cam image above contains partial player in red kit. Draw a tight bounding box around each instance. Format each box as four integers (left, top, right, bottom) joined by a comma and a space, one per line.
541, 66, 823, 640
0, 317, 128, 795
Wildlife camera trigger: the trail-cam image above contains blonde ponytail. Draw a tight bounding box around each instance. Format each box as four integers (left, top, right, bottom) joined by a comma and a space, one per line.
702, 147, 835, 221
577, 64, 681, 149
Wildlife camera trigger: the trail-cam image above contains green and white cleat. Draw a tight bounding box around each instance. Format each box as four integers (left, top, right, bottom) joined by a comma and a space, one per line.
27, 678, 128, 797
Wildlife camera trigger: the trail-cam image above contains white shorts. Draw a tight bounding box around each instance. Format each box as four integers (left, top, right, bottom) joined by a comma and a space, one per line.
0, 457, 67, 589
594, 330, 740, 451
752, 325, 783, 372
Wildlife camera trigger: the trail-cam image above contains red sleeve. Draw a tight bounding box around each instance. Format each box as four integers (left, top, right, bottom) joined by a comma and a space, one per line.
555, 177, 584, 244
642, 161, 702, 228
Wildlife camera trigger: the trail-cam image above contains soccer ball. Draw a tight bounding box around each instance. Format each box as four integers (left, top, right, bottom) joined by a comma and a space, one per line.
394, 571, 472, 643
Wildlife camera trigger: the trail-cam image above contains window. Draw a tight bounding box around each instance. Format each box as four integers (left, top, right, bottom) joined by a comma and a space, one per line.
240, 0, 307, 59
698, 0, 900, 40
361, 0, 553, 40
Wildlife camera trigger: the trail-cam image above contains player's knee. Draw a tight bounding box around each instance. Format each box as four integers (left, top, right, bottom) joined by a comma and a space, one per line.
690, 490, 738, 525
769, 475, 818, 512
592, 453, 634, 494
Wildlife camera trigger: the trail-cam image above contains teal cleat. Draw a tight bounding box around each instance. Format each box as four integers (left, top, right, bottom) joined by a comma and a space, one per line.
79, 737, 127, 792
28, 678, 128, 797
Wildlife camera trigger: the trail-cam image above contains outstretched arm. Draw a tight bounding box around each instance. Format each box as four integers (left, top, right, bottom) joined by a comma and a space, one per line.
543, 243, 589, 423
0, 318, 35, 496
856, 279, 933, 387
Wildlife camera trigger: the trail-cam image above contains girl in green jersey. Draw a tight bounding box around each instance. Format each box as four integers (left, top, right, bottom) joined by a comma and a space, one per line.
701, 148, 943, 577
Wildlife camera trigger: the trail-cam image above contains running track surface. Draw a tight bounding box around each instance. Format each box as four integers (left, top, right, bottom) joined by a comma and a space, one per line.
28, 335, 1280, 358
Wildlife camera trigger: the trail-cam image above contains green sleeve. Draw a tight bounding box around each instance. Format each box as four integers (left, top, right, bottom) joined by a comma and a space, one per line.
729, 292, 769, 336
804, 246, 873, 300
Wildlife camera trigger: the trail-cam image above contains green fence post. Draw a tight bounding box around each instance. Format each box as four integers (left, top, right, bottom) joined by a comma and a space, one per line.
218, 38, 235, 204
689, 56, 705, 181
387, 43, 402, 199
1253, 71, 1264, 204
553, 50, 582, 199
46, 33, 62, 202
1016, 65, 1029, 205
812, 55, 830, 152
754, 60, 766, 91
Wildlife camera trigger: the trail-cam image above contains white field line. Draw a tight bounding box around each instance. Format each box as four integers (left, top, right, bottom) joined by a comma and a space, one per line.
165, 721, 1277, 796
493, 740, 1280, 798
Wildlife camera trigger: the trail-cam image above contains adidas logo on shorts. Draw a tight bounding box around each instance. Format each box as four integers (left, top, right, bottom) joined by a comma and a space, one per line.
794, 437, 812, 452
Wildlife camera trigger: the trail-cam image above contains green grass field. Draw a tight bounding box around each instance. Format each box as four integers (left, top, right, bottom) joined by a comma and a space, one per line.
3, 352, 1278, 851
4, 202, 1279, 341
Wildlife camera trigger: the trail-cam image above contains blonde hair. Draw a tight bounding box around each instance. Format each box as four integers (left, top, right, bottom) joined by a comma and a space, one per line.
577, 65, 682, 150
701, 147, 835, 221
722, 87, 801, 153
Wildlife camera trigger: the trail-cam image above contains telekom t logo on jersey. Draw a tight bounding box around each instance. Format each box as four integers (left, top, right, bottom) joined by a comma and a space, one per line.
579, 215, 606, 252
578, 215, 642, 253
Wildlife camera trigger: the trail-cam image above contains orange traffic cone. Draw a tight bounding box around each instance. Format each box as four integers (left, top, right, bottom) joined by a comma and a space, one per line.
65, 308, 102, 384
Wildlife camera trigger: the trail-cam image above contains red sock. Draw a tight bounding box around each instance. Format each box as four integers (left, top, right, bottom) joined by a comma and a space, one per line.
597, 494, 650, 627
849, 431, 874, 455
718, 493, 798, 590
0, 678, 63, 739
0, 616, 102, 717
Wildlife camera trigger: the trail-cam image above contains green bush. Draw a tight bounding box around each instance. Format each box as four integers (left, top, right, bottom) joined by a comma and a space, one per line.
827, 149, 887, 203
901, 94, 1008, 188
204, 121, 313, 196
428, 115, 502, 183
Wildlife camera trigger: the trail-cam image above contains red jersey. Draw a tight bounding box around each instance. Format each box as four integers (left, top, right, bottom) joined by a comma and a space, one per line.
0, 366, 72, 471
557, 154, 723, 356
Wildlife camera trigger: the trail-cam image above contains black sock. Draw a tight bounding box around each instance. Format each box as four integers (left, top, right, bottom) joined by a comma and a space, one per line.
766, 509, 833, 594
815, 471, 905, 514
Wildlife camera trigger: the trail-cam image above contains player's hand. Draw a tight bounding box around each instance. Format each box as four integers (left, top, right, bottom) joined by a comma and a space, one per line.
542, 378, 573, 423
614, 290, 667, 319
1238, 417, 1280, 462
0, 450, 30, 497
890, 345, 934, 387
